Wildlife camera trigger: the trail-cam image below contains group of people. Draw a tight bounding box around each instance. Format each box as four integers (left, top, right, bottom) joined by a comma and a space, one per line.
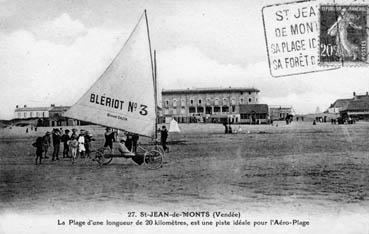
32, 125, 170, 165
32, 128, 94, 165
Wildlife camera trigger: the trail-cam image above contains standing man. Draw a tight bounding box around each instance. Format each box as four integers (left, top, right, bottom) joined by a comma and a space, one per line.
160, 126, 169, 153
85, 131, 94, 158
52, 128, 61, 161
61, 129, 71, 158
132, 134, 139, 153
42, 131, 51, 159
104, 127, 115, 149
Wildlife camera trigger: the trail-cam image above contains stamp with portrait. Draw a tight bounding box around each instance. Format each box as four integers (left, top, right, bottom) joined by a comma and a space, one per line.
319, 5, 368, 66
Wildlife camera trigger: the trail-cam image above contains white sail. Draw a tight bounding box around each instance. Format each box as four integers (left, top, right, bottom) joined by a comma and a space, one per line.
64, 12, 156, 137
169, 119, 180, 133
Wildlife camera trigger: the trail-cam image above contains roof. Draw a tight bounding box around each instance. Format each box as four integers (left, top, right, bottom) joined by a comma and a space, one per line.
331, 99, 352, 109
344, 100, 369, 111
269, 105, 292, 110
239, 104, 269, 114
49, 106, 71, 112
15, 107, 51, 112
162, 87, 260, 95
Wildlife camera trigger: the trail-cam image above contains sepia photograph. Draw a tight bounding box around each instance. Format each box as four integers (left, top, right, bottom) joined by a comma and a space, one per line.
1, 0, 369, 233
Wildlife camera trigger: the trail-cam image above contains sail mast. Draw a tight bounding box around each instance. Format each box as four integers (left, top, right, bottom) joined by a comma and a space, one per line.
154, 50, 158, 140
144, 9, 157, 139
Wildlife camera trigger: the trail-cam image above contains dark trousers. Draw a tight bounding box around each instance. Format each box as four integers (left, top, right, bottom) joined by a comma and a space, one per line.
63, 144, 69, 157
35, 151, 42, 165
161, 138, 168, 151
52, 144, 60, 160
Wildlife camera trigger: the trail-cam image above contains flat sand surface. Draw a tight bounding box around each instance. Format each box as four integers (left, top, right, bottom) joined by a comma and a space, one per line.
1, 121, 369, 233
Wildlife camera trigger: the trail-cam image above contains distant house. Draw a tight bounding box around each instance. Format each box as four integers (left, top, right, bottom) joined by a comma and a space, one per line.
269, 105, 293, 120
13, 104, 84, 127
330, 92, 369, 120
14, 105, 50, 119
239, 104, 269, 124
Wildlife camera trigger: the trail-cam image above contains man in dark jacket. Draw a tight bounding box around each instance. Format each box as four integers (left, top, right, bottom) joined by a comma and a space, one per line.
32, 137, 44, 165
42, 131, 51, 159
160, 126, 169, 152
52, 128, 61, 161
61, 129, 70, 158
104, 127, 115, 149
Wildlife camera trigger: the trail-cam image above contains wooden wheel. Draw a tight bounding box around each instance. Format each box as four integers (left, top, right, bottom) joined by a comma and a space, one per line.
151, 144, 165, 155
94, 147, 113, 165
144, 149, 163, 170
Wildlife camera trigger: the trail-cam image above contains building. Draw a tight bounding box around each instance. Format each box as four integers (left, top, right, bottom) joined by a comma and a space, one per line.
13, 104, 81, 127
330, 92, 369, 120
14, 105, 50, 119
161, 87, 261, 123
239, 104, 269, 124
269, 105, 293, 120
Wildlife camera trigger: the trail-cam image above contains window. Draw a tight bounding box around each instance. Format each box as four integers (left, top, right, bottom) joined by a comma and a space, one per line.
248, 92, 251, 95
173, 99, 177, 107
42, 112, 45, 117
206, 98, 211, 105
197, 106, 204, 113
198, 99, 202, 105
36, 112, 39, 117
165, 100, 169, 108
240, 98, 244, 104
181, 107, 186, 114
223, 98, 228, 105
214, 98, 219, 106
24, 112, 26, 118
190, 99, 194, 105
232, 106, 236, 112
249, 98, 252, 103
240, 114, 249, 119
222, 106, 229, 112
18, 112, 21, 118
181, 99, 185, 107
214, 106, 220, 113
30, 112, 33, 117
189, 106, 196, 113
231, 99, 235, 105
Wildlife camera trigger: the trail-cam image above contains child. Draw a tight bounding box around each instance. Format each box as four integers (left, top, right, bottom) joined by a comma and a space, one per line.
78, 131, 86, 158
69, 136, 79, 164
32, 136, 44, 165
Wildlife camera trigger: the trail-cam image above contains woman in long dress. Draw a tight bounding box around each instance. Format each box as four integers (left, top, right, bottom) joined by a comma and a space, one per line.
327, 8, 362, 61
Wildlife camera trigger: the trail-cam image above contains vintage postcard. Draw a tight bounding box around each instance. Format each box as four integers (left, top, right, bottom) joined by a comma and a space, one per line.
1, 0, 369, 234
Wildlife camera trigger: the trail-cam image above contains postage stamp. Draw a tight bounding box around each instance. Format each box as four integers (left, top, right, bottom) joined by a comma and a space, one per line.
319, 5, 369, 66
262, 0, 336, 77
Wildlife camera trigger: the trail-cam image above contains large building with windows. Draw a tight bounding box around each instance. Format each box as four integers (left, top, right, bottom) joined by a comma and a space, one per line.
161, 87, 261, 123
14, 105, 50, 119
13, 104, 82, 127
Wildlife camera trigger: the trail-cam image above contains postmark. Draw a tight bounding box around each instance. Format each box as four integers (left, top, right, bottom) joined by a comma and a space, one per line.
262, 0, 336, 78
319, 5, 369, 66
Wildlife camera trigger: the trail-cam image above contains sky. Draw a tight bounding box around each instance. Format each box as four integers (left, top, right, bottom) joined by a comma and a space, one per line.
1, 0, 369, 119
